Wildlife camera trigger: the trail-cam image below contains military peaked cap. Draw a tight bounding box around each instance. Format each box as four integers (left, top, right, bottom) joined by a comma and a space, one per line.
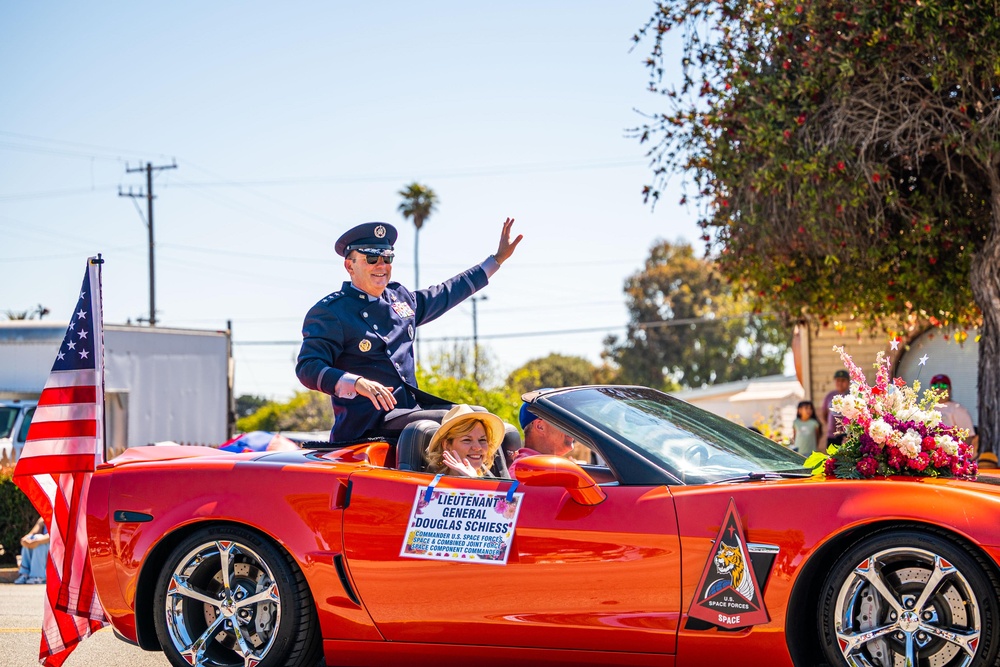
335, 222, 398, 257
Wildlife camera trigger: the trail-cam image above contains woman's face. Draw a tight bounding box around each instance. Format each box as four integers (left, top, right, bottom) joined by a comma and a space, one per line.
446, 422, 490, 470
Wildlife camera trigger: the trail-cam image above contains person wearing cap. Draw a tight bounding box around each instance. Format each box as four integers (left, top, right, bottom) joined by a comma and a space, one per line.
424, 404, 505, 477
931, 374, 975, 446
508, 401, 576, 473
819, 369, 851, 448
296, 218, 521, 442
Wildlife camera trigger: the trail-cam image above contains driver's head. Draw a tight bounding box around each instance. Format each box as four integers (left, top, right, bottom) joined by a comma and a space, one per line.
519, 403, 575, 457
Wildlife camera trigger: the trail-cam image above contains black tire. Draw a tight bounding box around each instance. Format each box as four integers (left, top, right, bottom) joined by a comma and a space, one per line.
818, 529, 999, 667
152, 525, 321, 667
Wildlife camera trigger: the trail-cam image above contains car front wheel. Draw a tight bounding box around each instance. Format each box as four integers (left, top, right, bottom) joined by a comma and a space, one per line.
153, 525, 320, 667
818, 529, 999, 667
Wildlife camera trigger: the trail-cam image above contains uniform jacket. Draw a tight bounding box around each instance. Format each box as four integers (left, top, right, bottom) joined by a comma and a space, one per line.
296, 264, 489, 441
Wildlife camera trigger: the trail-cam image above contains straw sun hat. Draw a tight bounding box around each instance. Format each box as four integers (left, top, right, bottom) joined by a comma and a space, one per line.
428, 404, 505, 452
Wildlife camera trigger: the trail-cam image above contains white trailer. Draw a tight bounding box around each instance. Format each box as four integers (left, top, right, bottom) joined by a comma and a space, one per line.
0, 321, 233, 459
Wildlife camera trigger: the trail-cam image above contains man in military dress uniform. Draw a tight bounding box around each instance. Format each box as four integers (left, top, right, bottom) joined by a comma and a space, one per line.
296, 217, 521, 442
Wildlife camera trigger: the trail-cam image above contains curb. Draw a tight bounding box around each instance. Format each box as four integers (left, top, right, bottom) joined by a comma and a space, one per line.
0, 567, 21, 584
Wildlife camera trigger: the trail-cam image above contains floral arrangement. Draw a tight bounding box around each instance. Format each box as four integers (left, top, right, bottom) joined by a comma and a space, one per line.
804, 346, 977, 480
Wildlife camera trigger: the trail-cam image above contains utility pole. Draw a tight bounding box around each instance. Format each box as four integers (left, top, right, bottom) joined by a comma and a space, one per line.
470, 294, 488, 384
119, 160, 176, 326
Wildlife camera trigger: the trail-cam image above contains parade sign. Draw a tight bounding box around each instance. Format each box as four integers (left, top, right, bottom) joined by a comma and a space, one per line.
400, 484, 523, 565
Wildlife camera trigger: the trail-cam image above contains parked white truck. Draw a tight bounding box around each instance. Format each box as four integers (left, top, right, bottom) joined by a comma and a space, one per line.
0, 322, 234, 461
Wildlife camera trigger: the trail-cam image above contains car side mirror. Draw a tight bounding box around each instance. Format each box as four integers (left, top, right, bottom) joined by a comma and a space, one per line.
512, 455, 606, 506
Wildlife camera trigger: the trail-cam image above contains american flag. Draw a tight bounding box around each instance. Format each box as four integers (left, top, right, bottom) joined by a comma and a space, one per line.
14, 257, 109, 667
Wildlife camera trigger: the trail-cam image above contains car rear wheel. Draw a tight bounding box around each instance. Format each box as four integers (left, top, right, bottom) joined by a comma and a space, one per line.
818, 529, 999, 667
153, 525, 320, 667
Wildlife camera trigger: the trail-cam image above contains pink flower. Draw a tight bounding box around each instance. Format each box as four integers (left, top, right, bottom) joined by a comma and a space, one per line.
824, 458, 837, 476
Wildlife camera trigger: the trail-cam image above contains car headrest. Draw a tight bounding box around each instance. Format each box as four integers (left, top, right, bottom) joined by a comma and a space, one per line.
396, 420, 440, 472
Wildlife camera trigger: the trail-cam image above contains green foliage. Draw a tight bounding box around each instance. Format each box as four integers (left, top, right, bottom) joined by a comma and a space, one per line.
398, 182, 438, 231
236, 391, 333, 433
506, 353, 608, 396
417, 346, 522, 428
604, 240, 789, 389
635, 0, 999, 332
235, 394, 271, 420
0, 465, 38, 566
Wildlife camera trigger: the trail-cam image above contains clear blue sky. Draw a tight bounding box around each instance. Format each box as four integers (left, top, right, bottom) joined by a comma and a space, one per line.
0, 1, 698, 400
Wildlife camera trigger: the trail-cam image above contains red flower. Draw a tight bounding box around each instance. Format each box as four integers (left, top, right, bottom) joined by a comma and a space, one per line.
797, 114, 806, 125
872, 386, 885, 396
931, 448, 951, 467
783, 60, 791, 70
922, 437, 937, 450
836, 161, 846, 171
929, 257, 937, 265
797, 225, 805, 233
824, 458, 837, 476
783, 129, 792, 139
834, 11, 845, 19
795, 4, 803, 13
907, 452, 930, 472
893, 377, 906, 387
924, 224, 931, 232
856, 457, 878, 477
872, 173, 881, 183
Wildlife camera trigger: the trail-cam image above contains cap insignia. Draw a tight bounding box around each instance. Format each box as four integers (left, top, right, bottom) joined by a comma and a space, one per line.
374, 225, 386, 238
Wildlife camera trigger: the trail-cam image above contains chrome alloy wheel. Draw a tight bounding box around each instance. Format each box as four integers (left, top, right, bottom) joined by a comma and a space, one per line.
832, 546, 981, 667
163, 539, 281, 667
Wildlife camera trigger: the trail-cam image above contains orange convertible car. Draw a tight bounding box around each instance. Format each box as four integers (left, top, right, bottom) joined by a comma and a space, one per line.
87, 386, 1000, 667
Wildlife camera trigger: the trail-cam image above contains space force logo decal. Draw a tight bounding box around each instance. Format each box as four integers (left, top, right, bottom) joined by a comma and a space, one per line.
688, 498, 770, 628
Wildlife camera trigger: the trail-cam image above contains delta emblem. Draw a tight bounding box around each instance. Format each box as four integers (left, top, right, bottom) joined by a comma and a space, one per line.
688, 498, 769, 628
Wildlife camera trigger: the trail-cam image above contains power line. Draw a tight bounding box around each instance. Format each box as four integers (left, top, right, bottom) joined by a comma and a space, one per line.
230, 313, 775, 347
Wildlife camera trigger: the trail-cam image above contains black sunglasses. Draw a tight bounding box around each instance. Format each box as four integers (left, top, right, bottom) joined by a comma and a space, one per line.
354, 249, 394, 265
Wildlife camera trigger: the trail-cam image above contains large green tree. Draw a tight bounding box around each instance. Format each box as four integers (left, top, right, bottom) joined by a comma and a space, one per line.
605, 240, 789, 388
506, 353, 611, 396
636, 0, 1000, 449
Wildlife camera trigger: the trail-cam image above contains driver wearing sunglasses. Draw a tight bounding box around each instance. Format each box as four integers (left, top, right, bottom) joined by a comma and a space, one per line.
297, 218, 522, 442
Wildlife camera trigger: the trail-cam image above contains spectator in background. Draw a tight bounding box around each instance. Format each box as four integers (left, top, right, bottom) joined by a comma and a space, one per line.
820, 370, 851, 448
792, 400, 823, 453
13, 516, 48, 585
931, 374, 976, 448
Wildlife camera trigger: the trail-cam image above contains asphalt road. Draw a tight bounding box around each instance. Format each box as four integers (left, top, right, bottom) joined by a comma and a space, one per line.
0, 583, 169, 667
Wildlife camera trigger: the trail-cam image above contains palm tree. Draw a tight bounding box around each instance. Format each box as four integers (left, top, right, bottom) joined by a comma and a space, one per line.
398, 183, 438, 366
397, 182, 438, 290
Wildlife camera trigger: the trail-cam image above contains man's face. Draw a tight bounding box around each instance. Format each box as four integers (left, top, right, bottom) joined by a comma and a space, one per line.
527, 420, 575, 457
345, 252, 392, 296
835, 377, 849, 393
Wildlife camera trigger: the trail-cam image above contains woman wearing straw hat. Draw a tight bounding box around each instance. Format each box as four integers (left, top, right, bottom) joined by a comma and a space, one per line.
425, 404, 505, 478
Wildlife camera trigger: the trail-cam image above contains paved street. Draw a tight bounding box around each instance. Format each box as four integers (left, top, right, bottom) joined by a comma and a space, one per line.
0, 583, 168, 667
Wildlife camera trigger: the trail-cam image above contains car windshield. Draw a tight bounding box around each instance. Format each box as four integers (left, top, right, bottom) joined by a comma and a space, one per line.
546, 387, 807, 484
0, 406, 17, 439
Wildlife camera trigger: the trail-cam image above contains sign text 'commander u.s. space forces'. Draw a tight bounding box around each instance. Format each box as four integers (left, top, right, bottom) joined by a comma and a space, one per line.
400, 484, 523, 565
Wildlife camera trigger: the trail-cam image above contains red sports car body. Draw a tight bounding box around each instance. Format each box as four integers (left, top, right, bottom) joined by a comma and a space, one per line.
86, 386, 1000, 667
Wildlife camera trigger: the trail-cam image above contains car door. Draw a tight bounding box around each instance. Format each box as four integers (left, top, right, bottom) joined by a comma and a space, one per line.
341, 467, 682, 654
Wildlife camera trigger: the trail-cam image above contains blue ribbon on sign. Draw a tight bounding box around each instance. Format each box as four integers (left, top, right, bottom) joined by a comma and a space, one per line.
424, 473, 444, 503
505, 480, 519, 502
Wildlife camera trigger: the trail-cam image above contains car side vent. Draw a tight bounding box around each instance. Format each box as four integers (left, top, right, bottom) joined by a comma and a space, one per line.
113, 510, 153, 523
333, 554, 360, 605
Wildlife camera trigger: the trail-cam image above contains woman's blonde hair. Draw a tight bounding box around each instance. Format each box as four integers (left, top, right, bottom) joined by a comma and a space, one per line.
425, 417, 502, 476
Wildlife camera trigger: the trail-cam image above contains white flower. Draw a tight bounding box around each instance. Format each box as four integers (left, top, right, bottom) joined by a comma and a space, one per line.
898, 429, 923, 458
935, 435, 959, 456
924, 410, 942, 427
833, 394, 863, 421
868, 419, 893, 444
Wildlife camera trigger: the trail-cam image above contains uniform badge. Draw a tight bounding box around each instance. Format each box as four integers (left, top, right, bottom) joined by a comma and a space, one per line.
688, 498, 770, 629
408, 324, 414, 338
359, 339, 372, 352
391, 301, 415, 318
374, 225, 386, 238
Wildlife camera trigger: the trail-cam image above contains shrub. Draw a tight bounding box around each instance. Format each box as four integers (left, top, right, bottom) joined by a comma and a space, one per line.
0, 465, 38, 566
